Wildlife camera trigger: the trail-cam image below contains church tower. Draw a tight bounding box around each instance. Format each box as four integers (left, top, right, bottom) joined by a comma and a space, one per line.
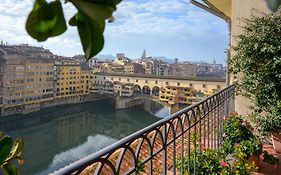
141, 49, 146, 59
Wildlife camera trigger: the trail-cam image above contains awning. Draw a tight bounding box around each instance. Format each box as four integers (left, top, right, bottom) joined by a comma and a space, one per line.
191, 0, 231, 21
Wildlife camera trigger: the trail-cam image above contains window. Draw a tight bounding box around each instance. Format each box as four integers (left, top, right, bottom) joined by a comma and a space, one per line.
104, 77, 106, 80
203, 84, 206, 88
136, 79, 138, 82
127, 79, 130, 82
166, 82, 169, 85
145, 80, 148, 83
217, 85, 221, 89
190, 83, 193, 87
177, 82, 180, 86
119, 78, 121, 81
155, 81, 158, 84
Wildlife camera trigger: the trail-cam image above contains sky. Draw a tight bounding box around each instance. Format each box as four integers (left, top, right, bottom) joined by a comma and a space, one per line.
0, 0, 228, 64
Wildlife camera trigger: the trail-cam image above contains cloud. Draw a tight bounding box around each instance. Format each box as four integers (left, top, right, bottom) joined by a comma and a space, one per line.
106, 0, 227, 38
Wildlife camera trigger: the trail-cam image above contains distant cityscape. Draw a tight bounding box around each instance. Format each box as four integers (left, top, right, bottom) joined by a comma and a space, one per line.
89, 50, 226, 78
0, 43, 226, 116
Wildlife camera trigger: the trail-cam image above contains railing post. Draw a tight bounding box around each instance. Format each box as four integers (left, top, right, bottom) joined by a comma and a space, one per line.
162, 124, 167, 175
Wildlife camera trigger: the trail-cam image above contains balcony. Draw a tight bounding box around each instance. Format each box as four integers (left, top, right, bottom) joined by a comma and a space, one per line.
52, 85, 235, 174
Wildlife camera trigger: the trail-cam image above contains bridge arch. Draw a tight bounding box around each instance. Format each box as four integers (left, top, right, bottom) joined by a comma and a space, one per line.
142, 85, 151, 95
134, 84, 141, 94
152, 86, 160, 96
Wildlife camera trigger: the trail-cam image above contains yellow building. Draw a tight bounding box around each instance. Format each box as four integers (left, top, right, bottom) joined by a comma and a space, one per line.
0, 44, 54, 115
55, 61, 81, 98
80, 68, 92, 95
159, 86, 197, 105
24, 57, 54, 111
55, 60, 93, 98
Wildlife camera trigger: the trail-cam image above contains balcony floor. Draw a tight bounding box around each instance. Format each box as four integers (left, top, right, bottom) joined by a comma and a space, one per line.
253, 144, 281, 175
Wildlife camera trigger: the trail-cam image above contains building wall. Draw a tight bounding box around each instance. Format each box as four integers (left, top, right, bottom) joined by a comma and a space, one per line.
24, 59, 54, 106
159, 86, 194, 105
3, 57, 25, 109
0, 51, 55, 115
230, 0, 271, 115
124, 64, 134, 74
80, 69, 92, 95
55, 64, 81, 98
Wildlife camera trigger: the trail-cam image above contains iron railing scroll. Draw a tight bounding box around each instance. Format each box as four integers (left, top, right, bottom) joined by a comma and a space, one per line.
52, 84, 235, 175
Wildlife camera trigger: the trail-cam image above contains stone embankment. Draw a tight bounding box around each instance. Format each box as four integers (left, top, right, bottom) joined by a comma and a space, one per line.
1, 93, 111, 116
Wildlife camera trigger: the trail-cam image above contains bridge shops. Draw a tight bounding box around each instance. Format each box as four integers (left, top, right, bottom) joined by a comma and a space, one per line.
91, 73, 226, 108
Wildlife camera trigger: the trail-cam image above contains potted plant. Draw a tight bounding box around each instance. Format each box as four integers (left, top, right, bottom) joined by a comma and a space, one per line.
240, 137, 262, 169
259, 112, 281, 152
229, 9, 281, 151
176, 146, 257, 174
220, 144, 257, 175
221, 114, 262, 170
222, 114, 259, 153
262, 151, 280, 169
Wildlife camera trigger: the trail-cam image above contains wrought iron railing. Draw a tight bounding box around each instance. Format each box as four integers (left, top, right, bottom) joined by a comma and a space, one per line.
52, 84, 235, 175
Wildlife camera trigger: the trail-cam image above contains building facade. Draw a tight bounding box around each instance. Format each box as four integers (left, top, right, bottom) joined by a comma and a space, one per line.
0, 44, 55, 115
54, 60, 93, 98
159, 86, 196, 105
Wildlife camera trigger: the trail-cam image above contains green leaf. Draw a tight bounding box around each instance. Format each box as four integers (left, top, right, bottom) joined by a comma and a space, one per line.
70, 0, 115, 21
26, 0, 67, 41
76, 12, 105, 60
1, 163, 18, 175
0, 136, 13, 164
265, 0, 281, 12
69, 14, 77, 26
6, 138, 24, 161
33, 0, 47, 10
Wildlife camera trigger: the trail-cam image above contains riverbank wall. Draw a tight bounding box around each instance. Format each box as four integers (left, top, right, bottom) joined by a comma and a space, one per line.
115, 96, 144, 109
0, 93, 112, 116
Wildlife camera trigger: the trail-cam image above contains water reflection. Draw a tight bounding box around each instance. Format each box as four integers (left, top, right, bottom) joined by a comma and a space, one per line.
144, 99, 170, 118
0, 99, 169, 175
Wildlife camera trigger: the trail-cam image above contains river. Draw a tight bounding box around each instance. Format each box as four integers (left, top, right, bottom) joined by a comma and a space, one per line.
0, 99, 169, 175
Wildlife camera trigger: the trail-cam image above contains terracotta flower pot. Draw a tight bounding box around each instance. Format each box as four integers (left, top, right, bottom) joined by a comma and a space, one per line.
271, 131, 281, 153
248, 154, 261, 171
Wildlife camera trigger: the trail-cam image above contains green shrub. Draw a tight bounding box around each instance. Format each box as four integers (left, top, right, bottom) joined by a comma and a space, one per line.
176, 148, 225, 174
240, 137, 262, 157
229, 10, 281, 133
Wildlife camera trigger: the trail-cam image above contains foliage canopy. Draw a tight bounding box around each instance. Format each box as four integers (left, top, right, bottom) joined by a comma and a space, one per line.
229, 10, 281, 133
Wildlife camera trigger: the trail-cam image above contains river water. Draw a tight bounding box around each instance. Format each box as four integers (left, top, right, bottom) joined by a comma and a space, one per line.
0, 99, 169, 175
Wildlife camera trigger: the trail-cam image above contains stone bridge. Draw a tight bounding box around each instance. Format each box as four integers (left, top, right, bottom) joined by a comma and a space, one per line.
93, 73, 226, 95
